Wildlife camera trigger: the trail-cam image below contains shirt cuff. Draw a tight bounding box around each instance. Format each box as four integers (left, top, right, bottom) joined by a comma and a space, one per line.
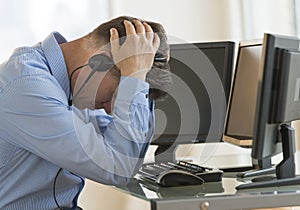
116, 76, 149, 106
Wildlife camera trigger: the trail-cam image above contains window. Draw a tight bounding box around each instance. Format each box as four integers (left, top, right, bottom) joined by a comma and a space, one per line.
240, 0, 297, 40
0, 0, 109, 62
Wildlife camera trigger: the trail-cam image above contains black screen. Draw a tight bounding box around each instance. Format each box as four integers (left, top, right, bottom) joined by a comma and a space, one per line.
152, 42, 235, 146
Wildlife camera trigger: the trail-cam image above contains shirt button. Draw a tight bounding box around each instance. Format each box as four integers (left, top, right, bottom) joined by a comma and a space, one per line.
145, 94, 148, 99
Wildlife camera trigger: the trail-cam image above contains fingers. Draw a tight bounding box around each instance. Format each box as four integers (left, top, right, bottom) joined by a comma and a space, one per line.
133, 19, 146, 34
110, 28, 119, 59
124, 19, 154, 36
109, 19, 162, 80
110, 28, 119, 43
143, 22, 160, 51
143, 22, 153, 33
153, 33, 160, 51
124, 20, 137, 35
143, 22, 154, 41
122, 19, 160, 52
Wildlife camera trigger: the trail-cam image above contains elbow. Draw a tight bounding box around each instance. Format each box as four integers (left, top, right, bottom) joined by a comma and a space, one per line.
96, 173, 131, 187
90, 168, 135, 187
112, 175, 131, 187
111, 163, 140, 187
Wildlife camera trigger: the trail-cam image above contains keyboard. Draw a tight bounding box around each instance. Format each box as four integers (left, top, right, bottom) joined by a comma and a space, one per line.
137, 161, 223, 187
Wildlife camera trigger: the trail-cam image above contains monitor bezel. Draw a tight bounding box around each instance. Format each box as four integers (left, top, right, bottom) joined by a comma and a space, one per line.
151, 41, 235, 146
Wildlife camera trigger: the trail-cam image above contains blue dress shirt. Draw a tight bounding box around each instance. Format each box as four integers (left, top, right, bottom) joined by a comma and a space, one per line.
0, 32, 154, 209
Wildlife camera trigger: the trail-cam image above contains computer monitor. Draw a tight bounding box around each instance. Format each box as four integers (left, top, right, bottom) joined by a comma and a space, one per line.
236, 33, 300, 190
252, 34, 299, 162
152, 41, 235, 162
223, 40, 262, 148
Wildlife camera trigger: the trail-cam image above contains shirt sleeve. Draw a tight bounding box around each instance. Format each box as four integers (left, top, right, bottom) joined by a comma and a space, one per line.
0, 73, 154, 186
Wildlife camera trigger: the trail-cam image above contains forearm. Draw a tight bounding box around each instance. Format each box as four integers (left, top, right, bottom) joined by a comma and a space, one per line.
90, 76, 153, 181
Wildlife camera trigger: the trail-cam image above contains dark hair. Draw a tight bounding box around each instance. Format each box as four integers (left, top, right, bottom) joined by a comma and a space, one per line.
89, 16, 172, 100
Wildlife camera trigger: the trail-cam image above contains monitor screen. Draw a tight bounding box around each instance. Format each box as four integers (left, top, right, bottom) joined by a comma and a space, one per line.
152, 42, 235, 147
223, 40, 262, 147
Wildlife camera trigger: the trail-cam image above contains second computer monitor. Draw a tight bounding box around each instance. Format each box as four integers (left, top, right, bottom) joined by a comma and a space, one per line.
152, 41, 235, 147
223, 40, 262, 147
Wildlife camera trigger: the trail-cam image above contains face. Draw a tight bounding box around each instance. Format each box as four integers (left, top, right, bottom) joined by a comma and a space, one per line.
72, 65, 120, 113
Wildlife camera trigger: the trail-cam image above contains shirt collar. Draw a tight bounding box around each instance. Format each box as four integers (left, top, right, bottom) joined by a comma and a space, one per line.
41, 32, 70, 98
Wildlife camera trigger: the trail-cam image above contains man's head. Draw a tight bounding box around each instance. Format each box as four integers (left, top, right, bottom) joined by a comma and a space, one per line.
68, 16, 172, 112
87, 16, 172, 101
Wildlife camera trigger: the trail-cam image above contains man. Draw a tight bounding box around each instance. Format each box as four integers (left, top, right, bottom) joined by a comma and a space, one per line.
0, 16, 171, 209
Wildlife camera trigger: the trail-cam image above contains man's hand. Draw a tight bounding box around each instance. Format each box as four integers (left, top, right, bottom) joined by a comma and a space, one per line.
110, 19, 160, 81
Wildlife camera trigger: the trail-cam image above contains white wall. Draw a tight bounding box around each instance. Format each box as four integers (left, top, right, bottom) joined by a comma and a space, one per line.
110, 0, 244, 43
0, 0, 109, 63
241, 0, 296, 39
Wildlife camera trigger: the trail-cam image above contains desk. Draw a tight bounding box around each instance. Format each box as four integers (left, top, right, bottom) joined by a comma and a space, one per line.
115, 147, 300, 210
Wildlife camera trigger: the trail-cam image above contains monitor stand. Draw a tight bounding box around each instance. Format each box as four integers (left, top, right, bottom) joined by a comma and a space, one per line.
234, 157, 275, 178
154, 144, 178, 163
236, 124, 300, 190
220, 157, 275, 176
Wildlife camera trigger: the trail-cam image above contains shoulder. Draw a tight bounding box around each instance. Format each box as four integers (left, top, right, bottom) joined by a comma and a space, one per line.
12, 45, 49, 74
0, 45, 51, 81
0, 46, 60, 99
